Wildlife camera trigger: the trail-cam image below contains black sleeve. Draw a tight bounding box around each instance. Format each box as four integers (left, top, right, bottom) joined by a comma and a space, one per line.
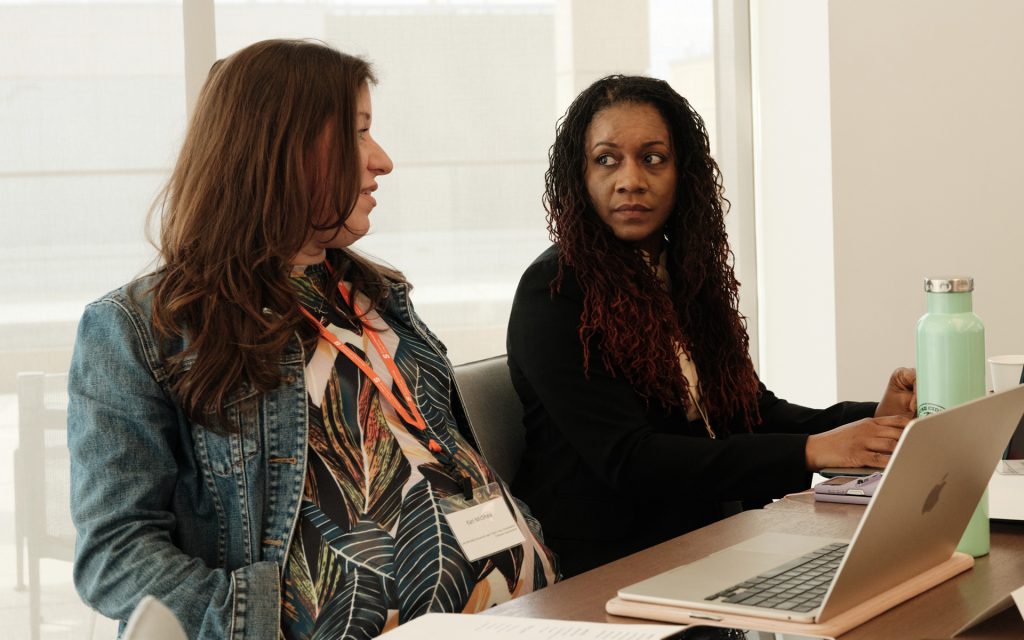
508, 254, 814, 503
755, 384, 878, 436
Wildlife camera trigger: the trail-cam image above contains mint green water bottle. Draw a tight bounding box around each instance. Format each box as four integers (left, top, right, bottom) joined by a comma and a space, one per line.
916, 276, 988, 557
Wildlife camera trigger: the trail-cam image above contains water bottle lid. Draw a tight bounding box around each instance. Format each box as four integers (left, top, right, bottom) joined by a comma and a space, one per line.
924, 277, 973, 293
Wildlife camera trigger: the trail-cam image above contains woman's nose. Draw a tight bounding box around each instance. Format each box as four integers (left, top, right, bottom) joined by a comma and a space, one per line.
615, 160, 647, 192
369, 140, 393, 176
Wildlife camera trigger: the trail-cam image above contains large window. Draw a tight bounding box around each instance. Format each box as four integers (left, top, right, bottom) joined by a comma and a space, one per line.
2, 6, 184, 636
1, 2, 717, 636
215, 1, 562, 363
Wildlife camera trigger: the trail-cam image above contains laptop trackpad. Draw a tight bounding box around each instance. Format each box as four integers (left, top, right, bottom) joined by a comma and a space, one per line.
618, 533, 847, 605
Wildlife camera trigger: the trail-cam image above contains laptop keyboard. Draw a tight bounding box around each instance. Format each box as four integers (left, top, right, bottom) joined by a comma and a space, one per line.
704, 542, 848, 613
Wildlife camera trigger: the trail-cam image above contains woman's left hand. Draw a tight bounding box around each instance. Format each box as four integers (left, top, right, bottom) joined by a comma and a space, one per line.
875, 367, 916, 419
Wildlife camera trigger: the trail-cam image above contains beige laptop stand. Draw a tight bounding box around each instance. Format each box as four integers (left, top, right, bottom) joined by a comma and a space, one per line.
606, 551, 973, 637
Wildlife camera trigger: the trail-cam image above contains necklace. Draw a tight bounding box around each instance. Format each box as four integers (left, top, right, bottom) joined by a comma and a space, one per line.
311, 286, 329, 325
291, 263, 328, 321
686, 381, 715, 439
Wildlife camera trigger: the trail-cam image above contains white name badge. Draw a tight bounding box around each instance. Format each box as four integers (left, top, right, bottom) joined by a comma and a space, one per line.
440, 483, 526, 562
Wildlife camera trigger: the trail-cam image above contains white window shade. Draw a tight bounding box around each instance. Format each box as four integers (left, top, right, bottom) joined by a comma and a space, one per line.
1, 2, 182, 383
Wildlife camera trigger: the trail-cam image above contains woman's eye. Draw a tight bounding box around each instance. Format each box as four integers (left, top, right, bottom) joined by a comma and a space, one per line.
358, 128, 369, 141
644, 153, 666, 165
596, 154, 617, 166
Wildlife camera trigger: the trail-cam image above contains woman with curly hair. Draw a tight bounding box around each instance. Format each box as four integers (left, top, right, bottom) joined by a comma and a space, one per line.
507, 75, 915, 577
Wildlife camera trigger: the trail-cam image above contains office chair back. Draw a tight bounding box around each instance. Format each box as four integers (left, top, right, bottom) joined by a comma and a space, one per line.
452, 355, 525, 484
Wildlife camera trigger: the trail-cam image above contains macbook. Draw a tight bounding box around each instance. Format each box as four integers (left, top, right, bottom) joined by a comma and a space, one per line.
617, 384, 1024, 624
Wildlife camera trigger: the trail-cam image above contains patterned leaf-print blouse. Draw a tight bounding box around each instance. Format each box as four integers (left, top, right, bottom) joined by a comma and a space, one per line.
281, 263, 558, 639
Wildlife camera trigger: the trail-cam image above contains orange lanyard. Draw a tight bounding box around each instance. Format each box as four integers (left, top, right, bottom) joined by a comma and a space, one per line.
298, 279, 439, 451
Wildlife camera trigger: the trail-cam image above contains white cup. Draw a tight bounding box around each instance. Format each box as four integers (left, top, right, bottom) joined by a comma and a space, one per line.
988, 355, 1024, 393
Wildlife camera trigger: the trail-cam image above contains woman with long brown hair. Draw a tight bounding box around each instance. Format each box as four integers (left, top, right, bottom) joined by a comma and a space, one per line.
68, 39, 556, 639
507, 75, 915, 577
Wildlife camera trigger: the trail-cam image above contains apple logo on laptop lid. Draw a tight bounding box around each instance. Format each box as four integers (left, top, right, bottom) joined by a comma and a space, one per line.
922, 473, 948, 514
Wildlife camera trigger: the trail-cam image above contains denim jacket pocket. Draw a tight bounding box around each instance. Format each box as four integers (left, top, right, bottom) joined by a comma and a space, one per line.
194, 384, 262, 478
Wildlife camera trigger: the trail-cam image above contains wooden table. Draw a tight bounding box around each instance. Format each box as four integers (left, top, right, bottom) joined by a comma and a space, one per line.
488, 494, 1024, 639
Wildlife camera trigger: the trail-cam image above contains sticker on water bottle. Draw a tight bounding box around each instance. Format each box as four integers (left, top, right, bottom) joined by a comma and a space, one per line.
918, 402, 945, 416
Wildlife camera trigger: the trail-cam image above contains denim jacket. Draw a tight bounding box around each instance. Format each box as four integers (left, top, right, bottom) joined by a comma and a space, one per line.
68, 273, 484, 639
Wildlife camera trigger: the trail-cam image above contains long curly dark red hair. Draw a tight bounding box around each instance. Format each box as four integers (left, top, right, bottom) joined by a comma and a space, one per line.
544, 75, 760, 431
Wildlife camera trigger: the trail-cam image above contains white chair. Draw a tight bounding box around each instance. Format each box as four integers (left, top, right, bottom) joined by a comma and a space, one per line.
453, 354, 525, 484
122, 596, 188, 640
14, 371, 79, 640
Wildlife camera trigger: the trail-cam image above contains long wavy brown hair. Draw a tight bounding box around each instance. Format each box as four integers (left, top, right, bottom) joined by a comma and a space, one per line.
545, 75, 760, 431
149, 39, 397, 431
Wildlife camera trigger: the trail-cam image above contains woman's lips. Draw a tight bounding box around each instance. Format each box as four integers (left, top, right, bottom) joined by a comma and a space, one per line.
361, 184, 377, 207
613, 203, 652, 212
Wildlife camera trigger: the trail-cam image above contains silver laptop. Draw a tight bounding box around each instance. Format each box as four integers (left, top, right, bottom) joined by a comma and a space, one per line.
990, 410, 1024, 520
618, 384, 1024, 624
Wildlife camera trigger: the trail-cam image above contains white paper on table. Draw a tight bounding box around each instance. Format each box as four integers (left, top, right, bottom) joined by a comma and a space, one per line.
377, 613, 684, 640
1013, 583, 1024, 619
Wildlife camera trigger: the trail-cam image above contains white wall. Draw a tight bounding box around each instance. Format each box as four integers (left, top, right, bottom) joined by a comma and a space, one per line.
751, 0, 837, 407
830, 0, 1024, 399
753, 0, 1024, 406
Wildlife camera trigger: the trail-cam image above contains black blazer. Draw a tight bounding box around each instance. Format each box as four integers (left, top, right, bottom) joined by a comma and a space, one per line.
507, 246, 876, 577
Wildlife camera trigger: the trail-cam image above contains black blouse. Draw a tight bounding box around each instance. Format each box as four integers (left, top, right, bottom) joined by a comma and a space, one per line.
507, 245, 876, 577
